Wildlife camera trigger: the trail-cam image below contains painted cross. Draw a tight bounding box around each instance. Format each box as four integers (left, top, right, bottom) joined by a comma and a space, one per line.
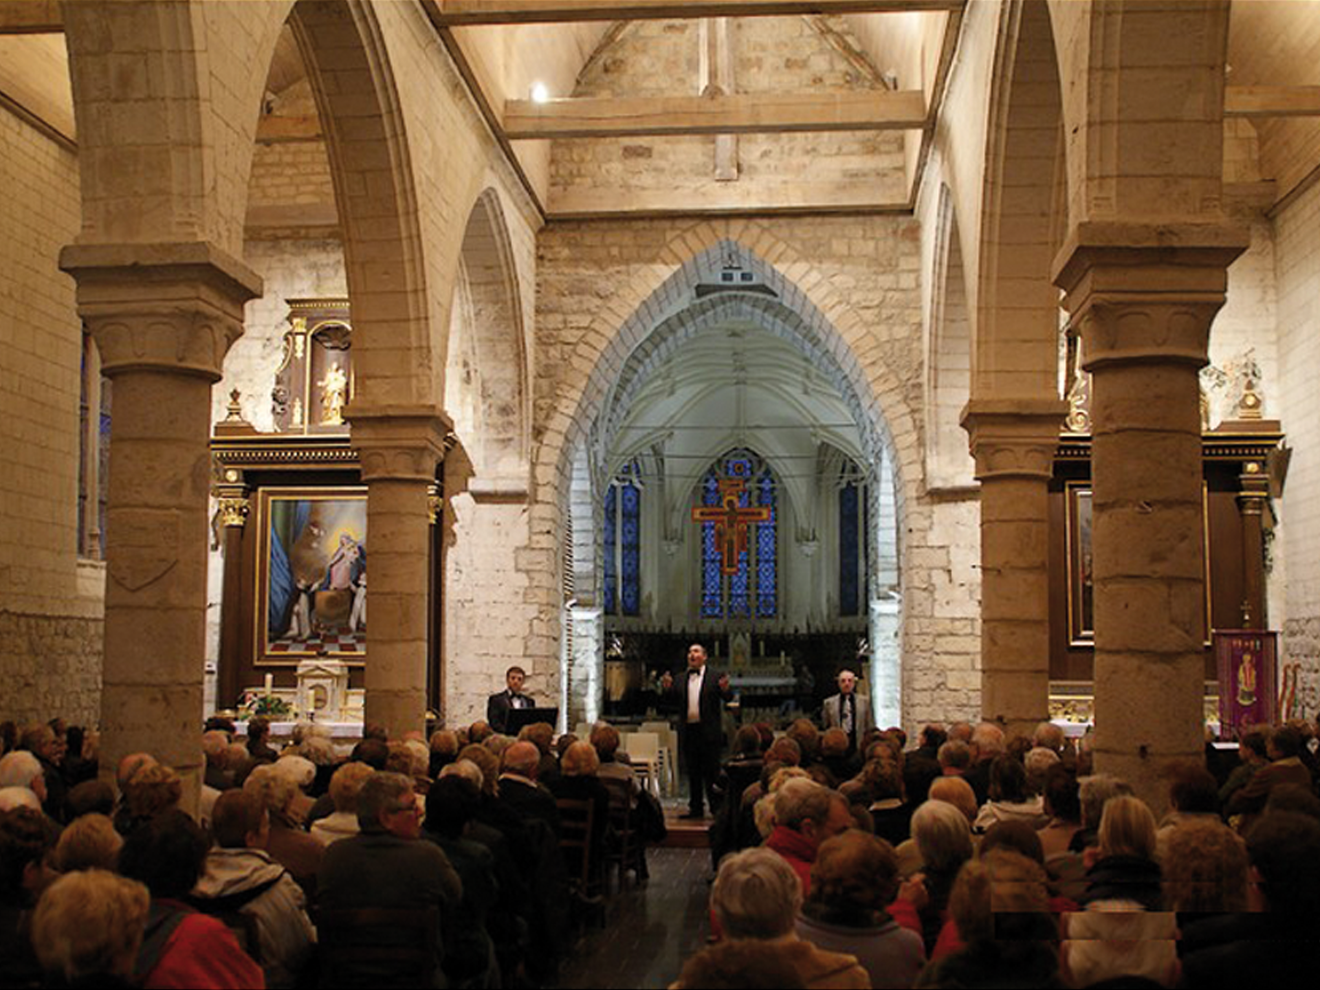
691, 478, 771, 575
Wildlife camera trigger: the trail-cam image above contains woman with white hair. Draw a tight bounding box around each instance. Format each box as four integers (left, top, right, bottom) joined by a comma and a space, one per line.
674, 847, 868, 989
894, 799, 974, 956
0, 752, 47, 804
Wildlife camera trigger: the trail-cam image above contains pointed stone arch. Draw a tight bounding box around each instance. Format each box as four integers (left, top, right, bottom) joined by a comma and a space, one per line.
445, 187, 530, 488
538, 221, 926, 728
289, 0, 436, 409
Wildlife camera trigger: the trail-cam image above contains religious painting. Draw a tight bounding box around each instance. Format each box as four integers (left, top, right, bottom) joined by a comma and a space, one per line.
1067, 482, 1213, 647
1215, 631, 1277, 738
256, 487, 367, 663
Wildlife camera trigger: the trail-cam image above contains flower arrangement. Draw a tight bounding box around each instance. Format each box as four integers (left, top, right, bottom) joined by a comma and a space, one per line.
239, 690, 293, 720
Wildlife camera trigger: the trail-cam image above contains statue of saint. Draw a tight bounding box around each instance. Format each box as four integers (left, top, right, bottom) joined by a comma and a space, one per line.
318, 361, 348, 425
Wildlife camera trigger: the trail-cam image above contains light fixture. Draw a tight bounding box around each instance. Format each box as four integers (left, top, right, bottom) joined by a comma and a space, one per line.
530, 81, 550, 104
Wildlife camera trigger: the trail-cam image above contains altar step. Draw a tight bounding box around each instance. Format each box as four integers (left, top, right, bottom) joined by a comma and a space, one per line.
660, 809, 711, 849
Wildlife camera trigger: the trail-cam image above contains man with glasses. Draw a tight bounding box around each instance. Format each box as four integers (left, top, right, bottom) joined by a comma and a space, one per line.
318, 771, 461, 985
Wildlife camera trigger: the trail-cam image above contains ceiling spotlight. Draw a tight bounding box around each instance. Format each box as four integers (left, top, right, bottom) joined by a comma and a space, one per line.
530, 82, 550, 104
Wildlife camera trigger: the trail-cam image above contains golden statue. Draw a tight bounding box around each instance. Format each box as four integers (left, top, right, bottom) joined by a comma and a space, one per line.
317, 361, 348, 425
1237, 649, 1257, 707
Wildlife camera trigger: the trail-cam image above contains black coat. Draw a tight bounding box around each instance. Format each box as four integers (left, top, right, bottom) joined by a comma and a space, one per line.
1078, 853, 1162, 910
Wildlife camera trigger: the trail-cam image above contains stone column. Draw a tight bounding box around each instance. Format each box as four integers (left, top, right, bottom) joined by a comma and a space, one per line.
349, 408, 450, 739
1055, 228, 1245, 810
962, 399, 1067, 738
59, 243, 262, 808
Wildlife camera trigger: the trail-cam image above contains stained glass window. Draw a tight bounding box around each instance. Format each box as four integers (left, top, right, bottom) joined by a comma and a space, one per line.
840, 482, 860, 616
603, 461, 642, 617
700, 450, 778, 619
603, 485, 617, 615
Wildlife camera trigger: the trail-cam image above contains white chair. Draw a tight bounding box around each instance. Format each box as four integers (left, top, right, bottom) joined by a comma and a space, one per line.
640, 720, 678, 795
621, 730, 662, 799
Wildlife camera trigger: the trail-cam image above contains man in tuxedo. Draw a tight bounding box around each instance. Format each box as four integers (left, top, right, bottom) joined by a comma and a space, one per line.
662, 643, 732, 820
487, 665, 535, 733
821, 668, 873, 755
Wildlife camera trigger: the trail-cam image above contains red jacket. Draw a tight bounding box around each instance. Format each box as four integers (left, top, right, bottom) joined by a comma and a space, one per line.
765, 825, 818, 897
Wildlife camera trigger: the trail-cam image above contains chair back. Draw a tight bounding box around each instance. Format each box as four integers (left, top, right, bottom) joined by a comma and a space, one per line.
555, 796, 600, 897
316, 906, 439, 988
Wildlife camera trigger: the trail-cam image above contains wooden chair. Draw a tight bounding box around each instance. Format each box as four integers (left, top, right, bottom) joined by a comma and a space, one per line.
601, 776, 644, 892
315, 906, 439, 988
555, 796, 601, 898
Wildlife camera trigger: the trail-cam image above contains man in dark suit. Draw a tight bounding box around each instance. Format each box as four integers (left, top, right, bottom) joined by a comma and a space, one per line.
486, 665, 534, 734
662, 643, 732, 820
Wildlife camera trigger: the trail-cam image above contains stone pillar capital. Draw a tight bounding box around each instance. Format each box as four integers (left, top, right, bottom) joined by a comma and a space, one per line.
348, 405, 455, 483
960, 398, 1068, 481
59, 241, 262, 382
1052, 223, 1248, 372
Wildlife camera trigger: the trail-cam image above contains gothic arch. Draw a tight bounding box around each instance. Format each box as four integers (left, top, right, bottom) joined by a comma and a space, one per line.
445, 188, 530, 485
976, 0, 1066, 402
925, 184, 973, 490
288, 0, 436, 408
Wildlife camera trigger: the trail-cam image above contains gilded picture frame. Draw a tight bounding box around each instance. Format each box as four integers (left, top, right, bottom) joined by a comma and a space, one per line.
255, 486, 368, 664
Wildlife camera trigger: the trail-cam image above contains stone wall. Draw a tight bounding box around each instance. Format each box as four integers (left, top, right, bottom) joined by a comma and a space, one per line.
0, 105, 105, 726
0, 607, 103, 727
1275, 177, 1320, 713
549, 16, 906, 207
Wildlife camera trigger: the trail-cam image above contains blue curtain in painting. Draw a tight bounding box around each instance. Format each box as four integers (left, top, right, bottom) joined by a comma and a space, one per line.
268, 500, 311, 637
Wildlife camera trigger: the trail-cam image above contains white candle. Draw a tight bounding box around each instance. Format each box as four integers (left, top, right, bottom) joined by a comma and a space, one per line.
264, 672, 273, 695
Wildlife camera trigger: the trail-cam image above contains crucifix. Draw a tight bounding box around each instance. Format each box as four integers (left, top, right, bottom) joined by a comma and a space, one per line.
692, 477, 770, 574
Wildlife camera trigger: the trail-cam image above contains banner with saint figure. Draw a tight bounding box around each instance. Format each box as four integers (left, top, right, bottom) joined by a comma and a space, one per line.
1214, 630, 1277, 738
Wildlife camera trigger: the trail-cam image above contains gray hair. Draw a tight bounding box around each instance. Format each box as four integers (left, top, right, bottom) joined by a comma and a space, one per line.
440, 759, 484, 790
910, 799, 974, 873
773, 778, 837, 832
274, 754, 315, 790
201, 731, 229, 764
971, 722, 1006, 758
0, 786, 42, 813
1079, 773, 1133, 829
711, 847, 802, 939
356, 772, 415, 831
0, 751, 43, 790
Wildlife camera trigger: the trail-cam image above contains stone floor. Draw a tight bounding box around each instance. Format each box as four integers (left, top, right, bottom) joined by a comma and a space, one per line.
556, 825, 714, 988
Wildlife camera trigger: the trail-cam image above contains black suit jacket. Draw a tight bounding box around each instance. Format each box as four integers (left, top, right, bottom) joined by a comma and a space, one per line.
669, 665, 731, 746
486, 690, 535, 733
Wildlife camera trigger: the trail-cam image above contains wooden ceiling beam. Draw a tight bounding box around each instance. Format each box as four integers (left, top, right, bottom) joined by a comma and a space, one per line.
0, 1, 61, 33
1225, 85, 1320, 118
435, 0, 962, 26
505, 89, 926, 139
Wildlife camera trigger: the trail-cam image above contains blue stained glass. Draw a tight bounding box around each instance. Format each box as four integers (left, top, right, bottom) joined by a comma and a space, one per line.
862, 484, 871, 605
840, 483, 859, 616
702, 472, 722, 617
603, 485, 617, 615
620, 483, 640, 616
757, 472, 777, 617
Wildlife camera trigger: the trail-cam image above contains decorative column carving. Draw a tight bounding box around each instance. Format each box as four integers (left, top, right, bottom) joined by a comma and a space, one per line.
348, 406, 452, 738
1237, 461, 1271, 629
1055, 226, 1246, 810
962, 398, 1067, 737
59, 242, 262, 808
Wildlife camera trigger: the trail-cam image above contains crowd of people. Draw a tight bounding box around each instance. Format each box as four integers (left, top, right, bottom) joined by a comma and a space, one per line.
0, 713, 659, 988
3, 699, 1320, 988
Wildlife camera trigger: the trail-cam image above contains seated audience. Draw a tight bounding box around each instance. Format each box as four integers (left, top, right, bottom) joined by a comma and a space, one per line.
65, 779, 115, 820
242, 765, 324, 895
191, 790, 316, 989
1061, 901, 1179, 989
548, 740, 612, 868
764, 779, 853, 897
428, 729, 459, 780
497, 741, 561, 837
30, 869, 150, 989
691, 847, 867, 990
310, 761, 375, 846
676, 938, 808, 989
899, 799, 975, 955
1079, 795, 1161, 910
1, 806, 58, 986
1070, 773, 1132, 853
117, 808, 264, 989
903, 725, 945, 807
796, 830, 925, 988
1218, 727, 1267, 809
118, 764, 182, 836
1036, 765, 1081, 860
1022, 746, 1059, 796
245, 717, 278, 764
863, 757, 912, 847
1225, 723, 1311, 828
53, 812, 122, 873
1154, 763, 1221, 859
972, 756, 1048, 833
911, 850, 1060, 989
316, 772, 462, 988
